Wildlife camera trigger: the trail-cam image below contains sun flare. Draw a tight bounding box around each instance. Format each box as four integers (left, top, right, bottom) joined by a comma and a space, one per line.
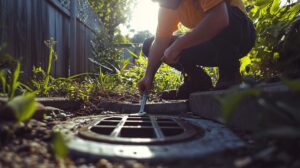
122, 0, 159, 36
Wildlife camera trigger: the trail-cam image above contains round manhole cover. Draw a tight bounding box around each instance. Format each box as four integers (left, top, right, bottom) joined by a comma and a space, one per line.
54, 114, 244, 161
78, 115, 201, 145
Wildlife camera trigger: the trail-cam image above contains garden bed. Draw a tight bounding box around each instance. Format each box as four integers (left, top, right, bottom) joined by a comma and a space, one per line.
1, 90, 299, 168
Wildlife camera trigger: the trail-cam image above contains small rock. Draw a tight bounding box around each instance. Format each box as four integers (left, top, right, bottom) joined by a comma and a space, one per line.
234, 156, 252, 168
57, 113, 67, 119
33, 102, 47, 120
125, 160, 145, 168
34, 104, 65, 120
96, 159, 113, 168
44, 116, 53, 121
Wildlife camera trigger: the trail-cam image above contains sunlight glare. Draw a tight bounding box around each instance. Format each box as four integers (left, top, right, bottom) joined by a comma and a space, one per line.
122, 0, 159, 36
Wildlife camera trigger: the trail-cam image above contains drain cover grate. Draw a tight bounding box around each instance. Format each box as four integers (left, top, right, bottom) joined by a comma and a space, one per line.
55, 114, 245, 161
79, 115, 200, 144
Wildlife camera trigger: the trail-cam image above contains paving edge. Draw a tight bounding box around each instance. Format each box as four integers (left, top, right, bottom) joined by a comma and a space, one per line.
189, 83, 300, 131
97, 100, 189, 115
0, 97, 82, 111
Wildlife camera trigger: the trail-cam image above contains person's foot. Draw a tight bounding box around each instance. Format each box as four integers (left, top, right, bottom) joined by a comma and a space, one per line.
160, 67, 213, 100
215, 70, 242, 90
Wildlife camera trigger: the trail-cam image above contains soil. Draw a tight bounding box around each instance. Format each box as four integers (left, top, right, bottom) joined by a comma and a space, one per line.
0, 94, 299, 168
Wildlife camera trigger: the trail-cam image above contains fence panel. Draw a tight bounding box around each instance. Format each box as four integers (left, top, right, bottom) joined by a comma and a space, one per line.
0, 0, 101, 77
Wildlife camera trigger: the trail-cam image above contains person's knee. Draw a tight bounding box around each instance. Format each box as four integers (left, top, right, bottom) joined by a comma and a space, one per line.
142, 37, 154, 57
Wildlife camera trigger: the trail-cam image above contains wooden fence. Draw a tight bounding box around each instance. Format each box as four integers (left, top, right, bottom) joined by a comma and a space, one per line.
0, 0, 102, 77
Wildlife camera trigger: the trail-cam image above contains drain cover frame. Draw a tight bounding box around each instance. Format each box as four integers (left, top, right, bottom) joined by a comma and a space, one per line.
54, 114, 245, 161
78, 115, 201, 145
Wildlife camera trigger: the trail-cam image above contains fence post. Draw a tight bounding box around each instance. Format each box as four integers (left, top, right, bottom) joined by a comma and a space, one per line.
69, 0, 77, 75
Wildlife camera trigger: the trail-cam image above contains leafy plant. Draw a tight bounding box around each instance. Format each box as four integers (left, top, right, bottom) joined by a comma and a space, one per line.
43, 38, 58, 95
0, 53, 37, 123
7, 62, 20, 100
241, 0, 300, 79
0, 70, 6, 94
88, 0, 135, 42
31, 38, 58, 96
117, 50, 182, 93
90, 31, 123, 72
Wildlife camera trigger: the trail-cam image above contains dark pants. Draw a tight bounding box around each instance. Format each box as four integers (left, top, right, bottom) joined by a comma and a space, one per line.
142, 5, 256, 77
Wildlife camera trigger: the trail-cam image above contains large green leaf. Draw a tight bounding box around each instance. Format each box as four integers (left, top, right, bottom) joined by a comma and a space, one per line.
7, 94, 37, 122
53, 132, 68, 159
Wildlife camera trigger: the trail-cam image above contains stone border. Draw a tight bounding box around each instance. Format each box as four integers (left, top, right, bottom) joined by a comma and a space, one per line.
1, 97, 188, 115
189, 83, 300, 131
97, 100, 189, 115
0, 97, 82, 111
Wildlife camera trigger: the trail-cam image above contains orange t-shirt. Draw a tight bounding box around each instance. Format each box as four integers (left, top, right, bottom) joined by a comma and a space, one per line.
156, 0, 246, 38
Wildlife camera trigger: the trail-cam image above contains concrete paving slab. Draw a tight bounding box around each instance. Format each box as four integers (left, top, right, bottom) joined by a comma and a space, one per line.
189, 83, 300, 131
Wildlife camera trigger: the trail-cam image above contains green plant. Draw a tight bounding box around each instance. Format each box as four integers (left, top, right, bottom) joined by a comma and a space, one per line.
0, 48, 37, 122
118, 50, 182, 93
0, 70, 6, 95
31, 38, 58, 96
90, 31, 122, 72
204, 67, 219, 87
0, 60, 22, 100
7, 62, 20, 100
87, 49, 182, 95
241, 0, 300, 79
43, 38, 58, 95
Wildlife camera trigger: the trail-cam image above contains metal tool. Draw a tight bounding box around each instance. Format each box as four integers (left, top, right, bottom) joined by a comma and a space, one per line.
139, 92, 148, 114
130, 92, 148, 116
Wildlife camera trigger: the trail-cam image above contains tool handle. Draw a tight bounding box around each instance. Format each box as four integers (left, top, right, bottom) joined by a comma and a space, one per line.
139, 92, 148, 113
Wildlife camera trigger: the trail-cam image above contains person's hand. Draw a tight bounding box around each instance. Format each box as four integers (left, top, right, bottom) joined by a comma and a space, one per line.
162, 43, 182, 65
137, 76, 154, 93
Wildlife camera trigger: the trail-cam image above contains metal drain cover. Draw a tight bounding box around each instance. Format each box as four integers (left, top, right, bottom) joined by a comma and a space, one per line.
55, 114, 244, 161
79, 115, 200, 144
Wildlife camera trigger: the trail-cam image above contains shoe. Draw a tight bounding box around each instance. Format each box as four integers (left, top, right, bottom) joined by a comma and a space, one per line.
215, 69, 242, 90
160, 67, 213, 100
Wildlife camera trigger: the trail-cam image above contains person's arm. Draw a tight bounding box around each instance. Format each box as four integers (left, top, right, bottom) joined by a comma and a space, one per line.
138, 7, 178, 93
163, 1, 229, 64
144, 37, 171, 80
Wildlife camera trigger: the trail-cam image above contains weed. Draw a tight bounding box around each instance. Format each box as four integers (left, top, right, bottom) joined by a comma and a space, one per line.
31, 38, 58, 96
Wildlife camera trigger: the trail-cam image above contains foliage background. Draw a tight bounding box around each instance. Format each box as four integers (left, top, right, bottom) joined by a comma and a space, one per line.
240, 0, 300, 79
